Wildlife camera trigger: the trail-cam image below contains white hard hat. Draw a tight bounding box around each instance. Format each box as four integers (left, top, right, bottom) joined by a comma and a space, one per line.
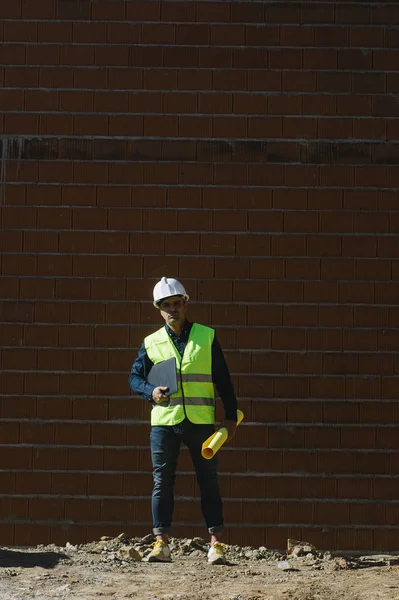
153, 277, 189, 308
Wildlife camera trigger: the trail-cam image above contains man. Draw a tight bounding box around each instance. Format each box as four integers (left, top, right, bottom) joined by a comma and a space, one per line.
129, 277, 238, 564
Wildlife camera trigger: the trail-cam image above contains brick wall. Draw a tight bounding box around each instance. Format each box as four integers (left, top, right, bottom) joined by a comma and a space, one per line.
0, 0, 398, 551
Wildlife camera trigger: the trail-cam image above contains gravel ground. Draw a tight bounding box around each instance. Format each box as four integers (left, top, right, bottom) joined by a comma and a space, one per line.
1, 534, 399, 600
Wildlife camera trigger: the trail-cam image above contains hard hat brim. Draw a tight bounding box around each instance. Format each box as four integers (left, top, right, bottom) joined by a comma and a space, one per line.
153, 293, 189, 308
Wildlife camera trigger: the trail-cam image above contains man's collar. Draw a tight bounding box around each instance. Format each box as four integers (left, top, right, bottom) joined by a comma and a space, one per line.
165, 320, 191, 337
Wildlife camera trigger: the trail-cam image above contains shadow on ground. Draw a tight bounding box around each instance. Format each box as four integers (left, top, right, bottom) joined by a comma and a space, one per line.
345, 556, 399, 570
0, 548, 70, 569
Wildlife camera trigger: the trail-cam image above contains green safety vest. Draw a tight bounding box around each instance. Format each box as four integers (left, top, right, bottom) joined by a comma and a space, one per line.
144, 323, 215, 426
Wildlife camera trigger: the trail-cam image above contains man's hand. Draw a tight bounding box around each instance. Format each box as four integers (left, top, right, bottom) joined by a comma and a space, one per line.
152, 386, 169, 404
221, 419, 237, 441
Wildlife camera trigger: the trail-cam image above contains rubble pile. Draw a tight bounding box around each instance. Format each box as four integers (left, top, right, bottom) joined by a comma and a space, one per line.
31, 535, 368, 572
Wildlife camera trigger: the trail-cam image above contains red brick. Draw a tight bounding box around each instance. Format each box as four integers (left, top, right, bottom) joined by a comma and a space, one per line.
56, 279, 91, 300
162, 91, 195, 114
21, 0, 55, 18
91, 279, 125, 301
59, 46, 94, 69
141, 23, 174, 45
58, 231, 93, 253
246, 69, 281, 93
73, 115, 108, 136
355, 119, 386, 141
69, 300, 105, 324
40, 114, 74, 135
95, 186, 129, 208
317, 117, 352, 140
96, 45, 129, 68
0, 230, 23, 252
269, 96, 302, 119
27, 43, 63, 66
23, 90, 57, 111
36, 348, 72, 371
343, 329, 378, 352
4, 21, 36, 42
280, 27, 314, 48
52, 472, 87, 494
71, 207, 106, 230
281, 71, 316, 93
351, 502, 384, 526
0, 89, 24, 111
69, 67, 105, 90
271, 328, 306, 353
353, 72, 387, 94
108, 163, 144, 185
20, 278, 55, 300
342, 190, 376, 211
211, 69, 246, 92
249, 256, 283, 281
270, 48, 303, 70
354, 211, 389, 234
72, 347, 108, 374
4, 112, 38, 135
90, 422, 126, 447
339, 49, 373, 71
317, 72, 352, 95
24, 372, 59, 395
164, 188, 198, 209
208, 24, 243, 47
370, 4, 399, 25
37, 254, 72, 277
106, 114, 142, 137
314, 501, 350, 527
266, 3, 300, 24
286, 257, 320, 281
283, 307, 318, 330
342, 235, 377, 258
91, 1, 126, 20
0, 0, 21, 18
302, 2, 335, 23
2, 254, 36, 276
270, 235, 306, 258
175, 24, 210, 46
339, 282, 374, 304
350, 26, 384, 48
127, 1, 160, 20
24, 324, 58, 347
269, 279, 303, 301
321, 257, 356, 281
354, 306, 389, 328
38, 65, 74, 88
280, 500, 314, 525
5, 65, 38, 87
375, 529, 399, 552
195, 1, 230, 21
105, 255, 142, 280
245, 24, 279, 47
72, 22, 107, 44
302, 95, 337, 118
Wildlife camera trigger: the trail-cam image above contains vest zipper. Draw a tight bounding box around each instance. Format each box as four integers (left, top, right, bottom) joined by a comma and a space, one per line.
178, 354, 188, 420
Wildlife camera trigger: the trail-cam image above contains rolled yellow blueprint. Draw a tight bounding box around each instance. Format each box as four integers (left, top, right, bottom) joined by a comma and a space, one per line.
201, 410, 244, 460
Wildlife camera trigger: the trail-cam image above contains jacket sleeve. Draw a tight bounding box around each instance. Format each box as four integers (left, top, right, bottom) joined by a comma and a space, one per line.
211, 333, 238, 421
128, 342, 156, 402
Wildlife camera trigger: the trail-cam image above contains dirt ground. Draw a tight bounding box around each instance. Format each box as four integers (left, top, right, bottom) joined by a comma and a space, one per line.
1, 535, 399, 600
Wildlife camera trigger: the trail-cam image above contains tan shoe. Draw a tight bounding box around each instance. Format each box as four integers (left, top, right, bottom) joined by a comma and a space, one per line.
207, 542, 226, 564
144, 540, 171, 563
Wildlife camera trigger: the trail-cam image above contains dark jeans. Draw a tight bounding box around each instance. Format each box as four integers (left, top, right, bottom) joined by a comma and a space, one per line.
150, 419, 224, 535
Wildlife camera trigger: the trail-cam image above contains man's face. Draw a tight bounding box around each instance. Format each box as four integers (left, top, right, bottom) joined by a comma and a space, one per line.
159, 295, 187, 328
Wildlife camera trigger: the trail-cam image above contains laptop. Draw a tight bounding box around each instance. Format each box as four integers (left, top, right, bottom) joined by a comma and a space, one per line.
147, 357, 178, 396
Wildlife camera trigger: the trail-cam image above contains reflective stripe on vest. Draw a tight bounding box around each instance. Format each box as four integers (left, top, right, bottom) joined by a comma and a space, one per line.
144, 323, 215, 426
